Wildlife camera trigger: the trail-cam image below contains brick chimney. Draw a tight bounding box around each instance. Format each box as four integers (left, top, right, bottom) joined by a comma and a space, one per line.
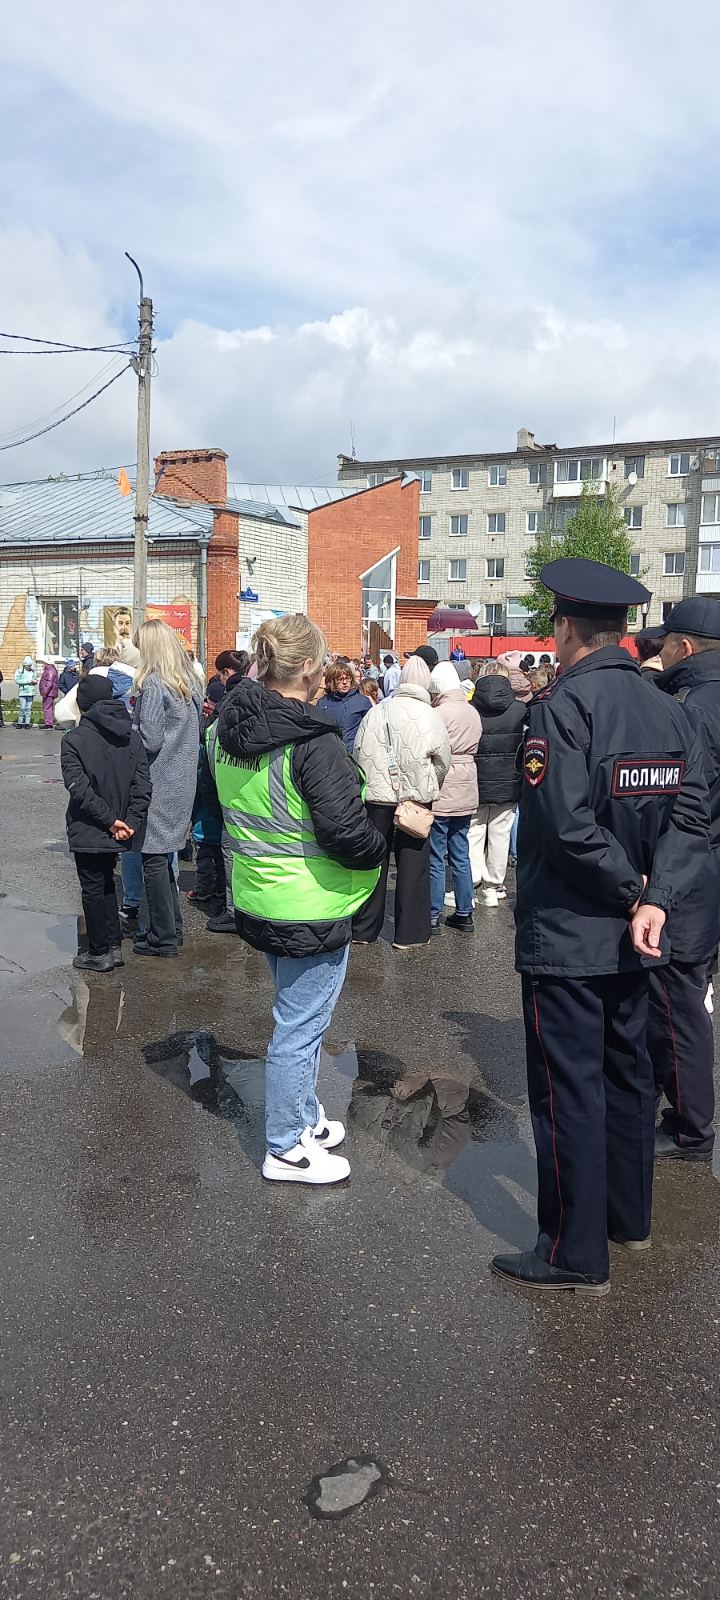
154, 448, 228, 507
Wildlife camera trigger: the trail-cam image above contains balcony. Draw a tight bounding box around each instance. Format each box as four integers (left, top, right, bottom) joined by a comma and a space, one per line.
695, 570, 720, 596
552, 459, 608, 499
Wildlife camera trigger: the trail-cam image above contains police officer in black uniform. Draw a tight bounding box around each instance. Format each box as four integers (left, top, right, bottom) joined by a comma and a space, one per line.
491, 559, 710, 1298
650, 596, 720, 1160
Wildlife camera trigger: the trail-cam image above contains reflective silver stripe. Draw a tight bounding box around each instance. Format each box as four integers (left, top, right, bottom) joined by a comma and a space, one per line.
268, 746, 317, 836
206, 722, 218, 773
228, 836, 325, 860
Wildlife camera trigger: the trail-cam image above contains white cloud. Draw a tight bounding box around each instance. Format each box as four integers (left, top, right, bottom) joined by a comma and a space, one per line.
0, 0, 719, 483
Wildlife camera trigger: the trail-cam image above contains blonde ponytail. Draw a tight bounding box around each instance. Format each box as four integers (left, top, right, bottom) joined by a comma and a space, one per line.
253, 614, 326, 686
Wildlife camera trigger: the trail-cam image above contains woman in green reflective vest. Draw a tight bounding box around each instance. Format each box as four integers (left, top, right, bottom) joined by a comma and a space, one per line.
211, 614, 385, 1186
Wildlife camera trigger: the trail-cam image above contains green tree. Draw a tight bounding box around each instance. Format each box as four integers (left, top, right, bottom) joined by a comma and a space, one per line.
523, 480, 633, 639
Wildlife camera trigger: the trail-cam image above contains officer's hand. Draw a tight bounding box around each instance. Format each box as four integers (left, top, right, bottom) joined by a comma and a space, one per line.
629, 903, 666, 959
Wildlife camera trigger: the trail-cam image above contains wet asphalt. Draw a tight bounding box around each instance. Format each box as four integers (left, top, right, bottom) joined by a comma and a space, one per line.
1, 729, 719, 1598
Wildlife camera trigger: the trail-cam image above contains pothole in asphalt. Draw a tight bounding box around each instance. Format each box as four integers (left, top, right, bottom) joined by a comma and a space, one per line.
303, 1456, 387, 1520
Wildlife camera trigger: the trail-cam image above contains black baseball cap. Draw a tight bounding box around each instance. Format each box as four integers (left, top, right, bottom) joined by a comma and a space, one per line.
662, 597, 720, 639
404, 644, 439, 669
541, 557, 651, 618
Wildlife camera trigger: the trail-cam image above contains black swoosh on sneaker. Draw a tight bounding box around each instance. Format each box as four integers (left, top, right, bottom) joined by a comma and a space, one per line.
275, 1154, 312, 1169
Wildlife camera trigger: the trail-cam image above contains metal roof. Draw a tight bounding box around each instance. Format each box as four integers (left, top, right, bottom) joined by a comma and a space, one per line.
0, 475, 216, 548
225, 496, 302, 529
229, 482, 362, 513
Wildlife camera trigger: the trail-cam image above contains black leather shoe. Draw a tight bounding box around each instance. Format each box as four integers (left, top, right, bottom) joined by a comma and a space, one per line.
655, 1129, 713, 1162
490, 1249, 610, 1297
445, 912, 474, 933
72, 951, 114, 973
206, 911, 236, 933
133, 942, 179, 959
110, 946, 125, 968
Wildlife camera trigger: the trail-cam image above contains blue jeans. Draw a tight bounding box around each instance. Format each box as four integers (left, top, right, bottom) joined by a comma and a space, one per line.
263, 946, 350, 1154
510, 807, 519, 861
430, 816, 474, 919
17, 697, 33, 726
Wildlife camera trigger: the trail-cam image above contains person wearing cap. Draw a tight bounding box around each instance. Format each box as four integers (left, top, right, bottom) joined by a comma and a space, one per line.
649, 596, 720, 1160
381, 654, 401, 698
61, 676, 151, 973
491, 558, 710, 1299
404, 644, 440, 672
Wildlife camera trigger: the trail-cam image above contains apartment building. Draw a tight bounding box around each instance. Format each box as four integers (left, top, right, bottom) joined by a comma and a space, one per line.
337, 429, 720, 634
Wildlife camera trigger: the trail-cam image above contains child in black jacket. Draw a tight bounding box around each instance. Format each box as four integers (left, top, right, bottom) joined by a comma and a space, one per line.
61, 676, 151, 972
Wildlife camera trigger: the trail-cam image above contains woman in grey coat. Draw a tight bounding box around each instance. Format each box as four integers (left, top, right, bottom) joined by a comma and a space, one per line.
132, 620, 202, 958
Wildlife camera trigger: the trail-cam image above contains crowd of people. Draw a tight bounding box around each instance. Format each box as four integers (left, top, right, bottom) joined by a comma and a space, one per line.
30, 563, 720, 1297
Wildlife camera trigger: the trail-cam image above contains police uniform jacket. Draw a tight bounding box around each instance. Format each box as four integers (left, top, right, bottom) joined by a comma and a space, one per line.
515, 647, 710, 977
653, 649, 720, 962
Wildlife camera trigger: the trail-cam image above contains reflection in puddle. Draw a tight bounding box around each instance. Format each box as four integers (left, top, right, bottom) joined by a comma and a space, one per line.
57, 980, 125, 1056
0, 900, 79, 979
144, 1033, 267, 1168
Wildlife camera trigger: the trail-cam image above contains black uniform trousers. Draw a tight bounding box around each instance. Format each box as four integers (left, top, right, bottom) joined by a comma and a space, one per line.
648, 961, 715, 1152
195, 840, 226, 899
142, 853, 183, 953
351, 802, 431, 947
522, 971, 655, 1279
74, 852, 122, 955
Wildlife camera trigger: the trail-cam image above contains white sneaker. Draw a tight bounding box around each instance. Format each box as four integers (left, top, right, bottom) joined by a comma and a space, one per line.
705, 982, 714, 1015
312, 1103, 346, 1149
262, 1126, 350, 1185
495, 886, 508, 901
444, 891, 456, 907
480, 886, 499, 907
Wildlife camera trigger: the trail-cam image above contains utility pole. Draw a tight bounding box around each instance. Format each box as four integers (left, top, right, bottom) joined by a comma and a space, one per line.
126, 254, 153, 634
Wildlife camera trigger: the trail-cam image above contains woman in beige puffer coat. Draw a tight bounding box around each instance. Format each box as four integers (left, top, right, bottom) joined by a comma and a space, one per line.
352, 657, 450, 950
428, 662, 482, 932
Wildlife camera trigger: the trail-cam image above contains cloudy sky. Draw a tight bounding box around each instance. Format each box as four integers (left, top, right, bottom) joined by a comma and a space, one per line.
1, 0, 719, 484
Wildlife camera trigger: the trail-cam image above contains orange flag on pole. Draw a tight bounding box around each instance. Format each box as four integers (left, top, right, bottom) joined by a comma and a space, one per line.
117, 468, 132, 497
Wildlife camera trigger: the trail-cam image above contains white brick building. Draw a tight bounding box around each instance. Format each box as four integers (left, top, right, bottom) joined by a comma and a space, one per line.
338, 431, 720, 633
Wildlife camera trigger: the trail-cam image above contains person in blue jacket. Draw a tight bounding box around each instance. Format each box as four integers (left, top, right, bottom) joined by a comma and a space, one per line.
316, 661, 372, 752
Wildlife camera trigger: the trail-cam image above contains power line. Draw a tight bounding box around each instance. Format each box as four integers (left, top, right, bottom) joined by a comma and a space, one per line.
0, 330, 135, 354
0, 365, 131, 452
0, 355, 125, 444
0, 464, 136, 488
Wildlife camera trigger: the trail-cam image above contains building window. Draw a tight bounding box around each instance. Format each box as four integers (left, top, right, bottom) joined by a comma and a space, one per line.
41, 597, 79, 658
699, 545, 720, 573
666, 503, 689, 528
668, 452, 691, 477
528, 462, 549, 485
701, 493, 720, 525
556, 457, 603, 483
506, 597, 532, 627
366, 472, 387, 488
488, 464, 507, 487
450, 514, 468, 536
624, 455, 645, 479
418, 560, 431, 584
419, 514, 432, 539
451, 467, 469, 490
486, 557, 505, 579
420, 470, 432, 493
484, 603, 503, 627
526, 509, 546, 534
629, 552, 641, 576
448, 559, 467, 582
487, 512, 506, 534
624, 506, 643, 529
664, 552, 685, 576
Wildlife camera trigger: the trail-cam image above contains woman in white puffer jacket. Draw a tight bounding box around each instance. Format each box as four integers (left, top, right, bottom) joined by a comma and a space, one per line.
352, 657, 450, 950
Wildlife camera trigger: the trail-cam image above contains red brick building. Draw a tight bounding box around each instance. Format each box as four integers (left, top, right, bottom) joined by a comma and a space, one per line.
306, 475, 436, 657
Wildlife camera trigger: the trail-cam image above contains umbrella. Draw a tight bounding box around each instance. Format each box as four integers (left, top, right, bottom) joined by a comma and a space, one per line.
427, 606, 479, 633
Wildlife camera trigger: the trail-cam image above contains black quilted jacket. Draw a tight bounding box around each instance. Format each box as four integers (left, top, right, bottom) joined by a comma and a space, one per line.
214, 679, 385, 957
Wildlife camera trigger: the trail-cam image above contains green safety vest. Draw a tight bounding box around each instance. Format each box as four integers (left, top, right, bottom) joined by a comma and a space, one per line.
208, 725, 380, 924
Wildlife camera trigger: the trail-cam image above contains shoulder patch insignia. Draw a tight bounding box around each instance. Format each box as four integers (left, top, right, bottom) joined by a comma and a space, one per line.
611, 757, 685, 797
524, 736, 548, 787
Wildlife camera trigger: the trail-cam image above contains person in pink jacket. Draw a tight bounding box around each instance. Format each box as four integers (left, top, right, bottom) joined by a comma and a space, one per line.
428, 662, 482, 933
38, 659, 60, 729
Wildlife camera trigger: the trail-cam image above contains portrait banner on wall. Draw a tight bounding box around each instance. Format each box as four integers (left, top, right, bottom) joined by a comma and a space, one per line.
102, 603, 193, 648
102, 605, 134, 649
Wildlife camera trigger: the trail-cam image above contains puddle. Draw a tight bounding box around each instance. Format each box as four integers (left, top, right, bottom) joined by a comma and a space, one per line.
303, 1456, 387, 1520
0, 900, 79, 980
144, 1032, 268, 1168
